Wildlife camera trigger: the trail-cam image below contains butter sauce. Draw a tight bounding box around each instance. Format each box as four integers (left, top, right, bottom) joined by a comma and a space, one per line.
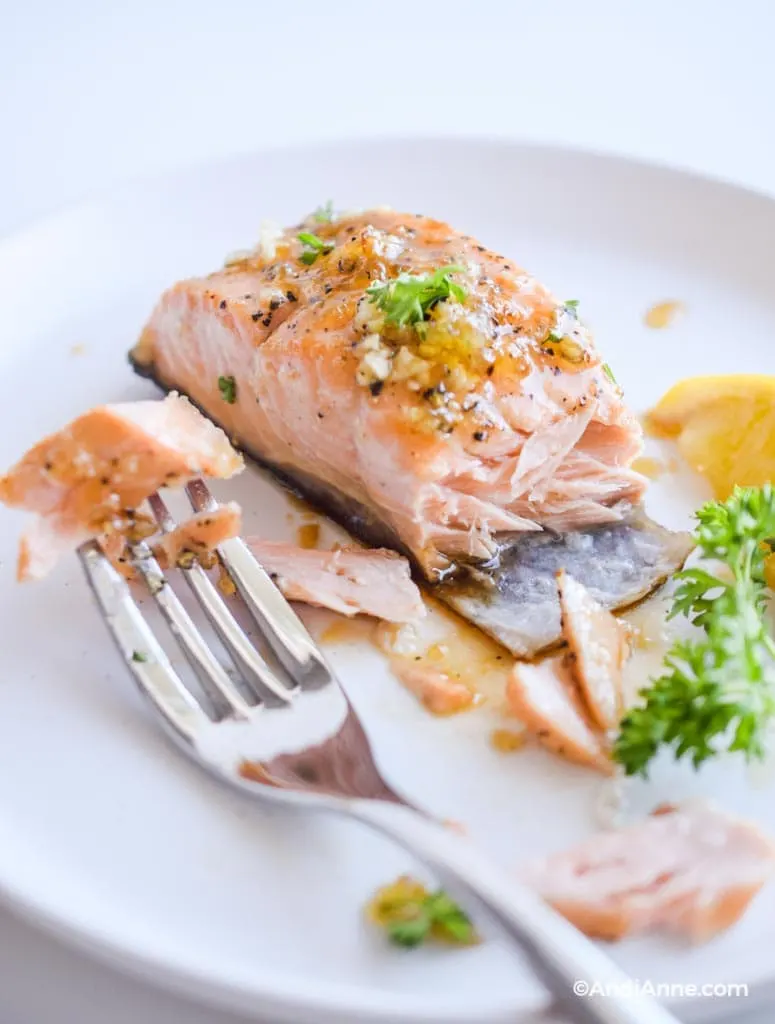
644, 300, 684, 329
374, 597, 515, 712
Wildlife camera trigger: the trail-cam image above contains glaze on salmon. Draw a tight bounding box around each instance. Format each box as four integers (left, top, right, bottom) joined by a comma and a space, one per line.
522, 802, 775, 942
0, 394, 242, 580
131, 209, 690, 653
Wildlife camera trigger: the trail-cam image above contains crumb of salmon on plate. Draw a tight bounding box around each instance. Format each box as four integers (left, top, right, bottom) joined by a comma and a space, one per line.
521, 802, 775, 942
0, 393, 243, 581
388, 660, 476, 715
246, 540, 424, 623
557, 569, 631, 731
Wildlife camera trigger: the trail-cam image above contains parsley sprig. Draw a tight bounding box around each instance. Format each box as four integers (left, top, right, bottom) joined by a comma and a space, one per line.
366, 265, 466, 329
298, 231, 334, 265
614, 486, 775, 776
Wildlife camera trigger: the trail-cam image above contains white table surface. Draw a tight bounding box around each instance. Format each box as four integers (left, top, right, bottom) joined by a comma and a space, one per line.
1, 1, 774, 1020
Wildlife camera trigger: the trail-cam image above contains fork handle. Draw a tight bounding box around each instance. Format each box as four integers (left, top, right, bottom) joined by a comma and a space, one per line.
346, 800, 678, 1024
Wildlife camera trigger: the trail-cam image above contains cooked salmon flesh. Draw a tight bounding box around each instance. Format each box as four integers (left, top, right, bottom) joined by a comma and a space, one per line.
132, 210, 645, 570
246, 540, 424, 623
0, 393, 243, 580
132, 208, 689, 653
522, 802, 775, 941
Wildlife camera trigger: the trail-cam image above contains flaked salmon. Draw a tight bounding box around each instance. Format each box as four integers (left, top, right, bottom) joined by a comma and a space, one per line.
154, 502, 242, 569
558, 570, 631, 730
522, 802, 775, 941
247, 540, 424, 623
388, 660, 476, 715
506, 657, 613, 773
505, 574, 631, 771
0, 394, 242, 580
131, 208, 691, 654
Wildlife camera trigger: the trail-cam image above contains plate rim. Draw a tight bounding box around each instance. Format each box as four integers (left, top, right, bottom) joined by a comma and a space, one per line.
2, 134, 775, 1024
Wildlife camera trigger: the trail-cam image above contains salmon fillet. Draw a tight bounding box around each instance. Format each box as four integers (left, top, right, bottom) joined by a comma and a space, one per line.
131, 208, 690, 653
247, 540, 424, 623
522, 802, 775, 941
0, 394, 242, 580
132, 210, 644, 572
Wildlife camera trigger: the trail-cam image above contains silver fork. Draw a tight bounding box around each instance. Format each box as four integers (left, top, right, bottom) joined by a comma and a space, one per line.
79, 479, 678, 1024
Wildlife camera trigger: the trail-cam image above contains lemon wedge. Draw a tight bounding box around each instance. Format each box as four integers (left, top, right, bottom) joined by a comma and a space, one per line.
646, 374, 775, 499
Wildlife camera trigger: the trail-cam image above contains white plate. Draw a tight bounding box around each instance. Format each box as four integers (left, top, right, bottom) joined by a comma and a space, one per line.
1, 138, 775, 1024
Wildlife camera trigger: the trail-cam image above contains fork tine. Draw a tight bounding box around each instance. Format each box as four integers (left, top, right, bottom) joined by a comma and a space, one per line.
147, 493, 294, 707
186, 479, 332, 690
78, 540, 208, 742
130, 539, 254, 720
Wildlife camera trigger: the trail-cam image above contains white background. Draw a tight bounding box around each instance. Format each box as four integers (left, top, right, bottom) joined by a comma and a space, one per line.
1, 1, 774, 1021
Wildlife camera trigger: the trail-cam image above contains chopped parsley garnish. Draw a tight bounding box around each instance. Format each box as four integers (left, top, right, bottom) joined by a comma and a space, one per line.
298, 231, 334, 265
388, 908, 433, 948
312, 200, 334, 223
614, 485, 775, 776
602, 363, 618, 385
366, 265, 466, 329
368, 875, 478, 949
131, 650, 148, 663
218, 375, 237, 404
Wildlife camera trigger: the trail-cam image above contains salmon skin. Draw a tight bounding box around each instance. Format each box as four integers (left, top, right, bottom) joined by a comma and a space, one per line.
131, 207, 690, 655
437, 508, 691, 657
